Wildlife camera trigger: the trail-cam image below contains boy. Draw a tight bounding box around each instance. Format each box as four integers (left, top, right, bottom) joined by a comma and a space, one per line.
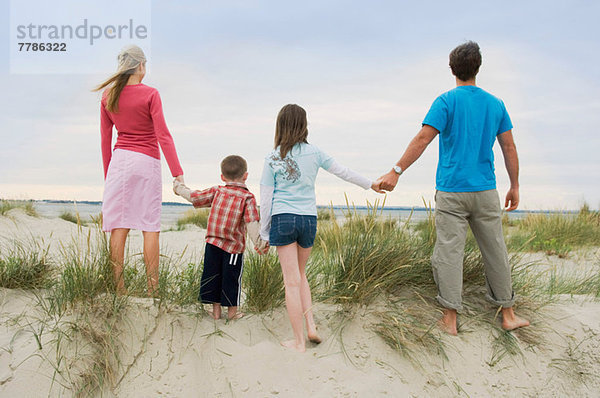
173, 155, 268, 320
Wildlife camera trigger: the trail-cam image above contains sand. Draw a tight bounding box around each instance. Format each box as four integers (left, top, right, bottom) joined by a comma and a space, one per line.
0, 208, 599, 397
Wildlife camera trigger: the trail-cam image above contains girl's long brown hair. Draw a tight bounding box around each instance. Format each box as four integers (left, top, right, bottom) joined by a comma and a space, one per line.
275, 104, 308, 159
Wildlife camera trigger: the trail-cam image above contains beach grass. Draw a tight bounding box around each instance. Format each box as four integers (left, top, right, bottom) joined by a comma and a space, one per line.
507, 204, 600, 256
0, 199, 38, 217
317, 207, 335, 221
177, 208, 210, 229
0, 240, 51, 289
2, 201, 599, 390
243, 251, 285, 312
59, 210, 80, 224
49, 230, 114, 313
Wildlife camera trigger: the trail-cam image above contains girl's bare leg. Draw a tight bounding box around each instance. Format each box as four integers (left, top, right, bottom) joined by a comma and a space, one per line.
110, 228, 130, 295
142, 231, 160, 297
277, 243, 305, 352
297, 245, 320, 343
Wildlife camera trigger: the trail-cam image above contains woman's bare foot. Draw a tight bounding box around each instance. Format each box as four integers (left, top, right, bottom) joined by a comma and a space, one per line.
280, 339, 306, 353
438, 308, 458, 336
501, 307, 530, 330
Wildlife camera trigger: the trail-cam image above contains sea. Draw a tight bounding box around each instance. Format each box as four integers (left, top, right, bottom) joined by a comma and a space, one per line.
31, 200, 548, 228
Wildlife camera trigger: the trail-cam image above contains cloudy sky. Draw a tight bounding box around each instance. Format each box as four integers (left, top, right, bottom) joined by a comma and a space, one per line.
1, 0, 599, 210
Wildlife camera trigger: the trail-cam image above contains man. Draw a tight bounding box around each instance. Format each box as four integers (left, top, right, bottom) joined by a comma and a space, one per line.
378, 41, 529, 335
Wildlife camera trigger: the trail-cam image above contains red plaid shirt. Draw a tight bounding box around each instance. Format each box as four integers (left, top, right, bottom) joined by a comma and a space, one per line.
190, 182, 260, 254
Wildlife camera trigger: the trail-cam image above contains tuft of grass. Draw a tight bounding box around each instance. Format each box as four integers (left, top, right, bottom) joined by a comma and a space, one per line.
317, 207, 336, 221
50, 229, 114, 312
508, 205, 600, 256
177, 208, 210, 229
0, 199, 38, 217
371, 297, 446, 362
0, 240, 51, 289
59, 211, 80, 224
242, 251, 285, 312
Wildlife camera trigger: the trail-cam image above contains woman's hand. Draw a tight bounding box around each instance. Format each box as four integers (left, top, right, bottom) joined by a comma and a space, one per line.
175, 175, 184, 183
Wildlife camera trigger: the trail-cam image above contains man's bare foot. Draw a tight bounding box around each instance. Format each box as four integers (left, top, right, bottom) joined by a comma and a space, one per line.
280, 339, 306, 353
438, 308, 458, 336
501, 307, 530, 331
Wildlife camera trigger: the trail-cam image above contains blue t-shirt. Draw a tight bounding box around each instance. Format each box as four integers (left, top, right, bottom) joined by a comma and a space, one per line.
423, 86, 513, 192
260, 143, 334, 216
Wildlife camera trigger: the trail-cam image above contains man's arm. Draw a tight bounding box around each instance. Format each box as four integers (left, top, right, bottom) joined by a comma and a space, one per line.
378, 125, 439, 191
497, 129, 520, 211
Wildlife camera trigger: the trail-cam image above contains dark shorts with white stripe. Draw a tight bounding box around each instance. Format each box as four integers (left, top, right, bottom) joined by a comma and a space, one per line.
199, 243, 244, 307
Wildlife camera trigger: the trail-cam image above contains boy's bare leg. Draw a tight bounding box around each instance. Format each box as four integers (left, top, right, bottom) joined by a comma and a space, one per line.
142, 231, 160, 297
227, 306, 244, 320
211, 303, 222, 319
438, 308, 458, 336
110, 228, 130, 295
297, 245, 320, 344
277, 243, 306, 352
501, 307, 530, 330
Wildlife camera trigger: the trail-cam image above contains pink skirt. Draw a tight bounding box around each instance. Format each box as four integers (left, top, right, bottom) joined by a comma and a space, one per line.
102, 149, 162, 232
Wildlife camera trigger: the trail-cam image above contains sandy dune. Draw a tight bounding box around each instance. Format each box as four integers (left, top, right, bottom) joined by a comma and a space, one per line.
0, 209, 599, 397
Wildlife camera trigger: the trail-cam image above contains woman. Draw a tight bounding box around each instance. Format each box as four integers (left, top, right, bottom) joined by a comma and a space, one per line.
260, 104, 382, 352
94, 45, 184, 296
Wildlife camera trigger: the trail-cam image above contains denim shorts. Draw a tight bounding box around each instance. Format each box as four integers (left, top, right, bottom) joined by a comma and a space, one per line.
269, 213, 317, 248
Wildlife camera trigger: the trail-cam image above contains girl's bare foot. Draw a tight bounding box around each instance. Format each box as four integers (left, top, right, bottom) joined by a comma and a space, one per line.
307, 330, 322, 344
501, 307, 530, 330
280, 339, 306, 353
438, 308, 458, 336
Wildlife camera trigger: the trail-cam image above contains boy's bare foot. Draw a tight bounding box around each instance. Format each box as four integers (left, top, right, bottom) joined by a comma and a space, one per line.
228, 312, 245, 320
280, 339, 306, 353
501, 307, 530, 331
210, 304, 222, 320
438, 308, 458, 336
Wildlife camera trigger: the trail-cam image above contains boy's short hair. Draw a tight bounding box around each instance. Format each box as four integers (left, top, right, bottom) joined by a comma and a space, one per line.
221, 155, 247, 180
449, 41, 482, 81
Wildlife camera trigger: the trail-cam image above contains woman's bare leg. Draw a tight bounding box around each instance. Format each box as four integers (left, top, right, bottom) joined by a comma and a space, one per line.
110, 228, 130, 295
142, 231, 160, 297
297, 245, 320, 343
277, 243, 305, 352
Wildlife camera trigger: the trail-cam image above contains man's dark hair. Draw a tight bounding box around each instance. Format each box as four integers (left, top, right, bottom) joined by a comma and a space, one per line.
221, 155, 247, 180
449, 41, 482, 81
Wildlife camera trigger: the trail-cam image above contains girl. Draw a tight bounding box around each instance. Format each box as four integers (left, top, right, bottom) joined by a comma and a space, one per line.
94, 45, 184, 296
260, 104, 382, 352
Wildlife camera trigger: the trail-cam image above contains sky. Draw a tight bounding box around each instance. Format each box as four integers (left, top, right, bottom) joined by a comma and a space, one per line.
1, 0, 599, 210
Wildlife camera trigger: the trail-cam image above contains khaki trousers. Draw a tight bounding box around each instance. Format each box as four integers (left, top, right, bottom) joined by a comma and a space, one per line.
432, 189, 515, 311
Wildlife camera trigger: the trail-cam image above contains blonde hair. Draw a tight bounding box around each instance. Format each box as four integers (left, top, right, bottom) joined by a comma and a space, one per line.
93, 45, 146, 113
274, 104, 308, 159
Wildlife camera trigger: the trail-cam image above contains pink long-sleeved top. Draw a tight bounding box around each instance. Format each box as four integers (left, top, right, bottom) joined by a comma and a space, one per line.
100, 84, 183, 178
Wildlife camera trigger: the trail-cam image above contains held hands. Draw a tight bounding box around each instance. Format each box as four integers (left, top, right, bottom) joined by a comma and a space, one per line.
377, 170, 400, 192
254, 239, 270, 255
505, 187, 519, 211
371, 180, 385, 193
